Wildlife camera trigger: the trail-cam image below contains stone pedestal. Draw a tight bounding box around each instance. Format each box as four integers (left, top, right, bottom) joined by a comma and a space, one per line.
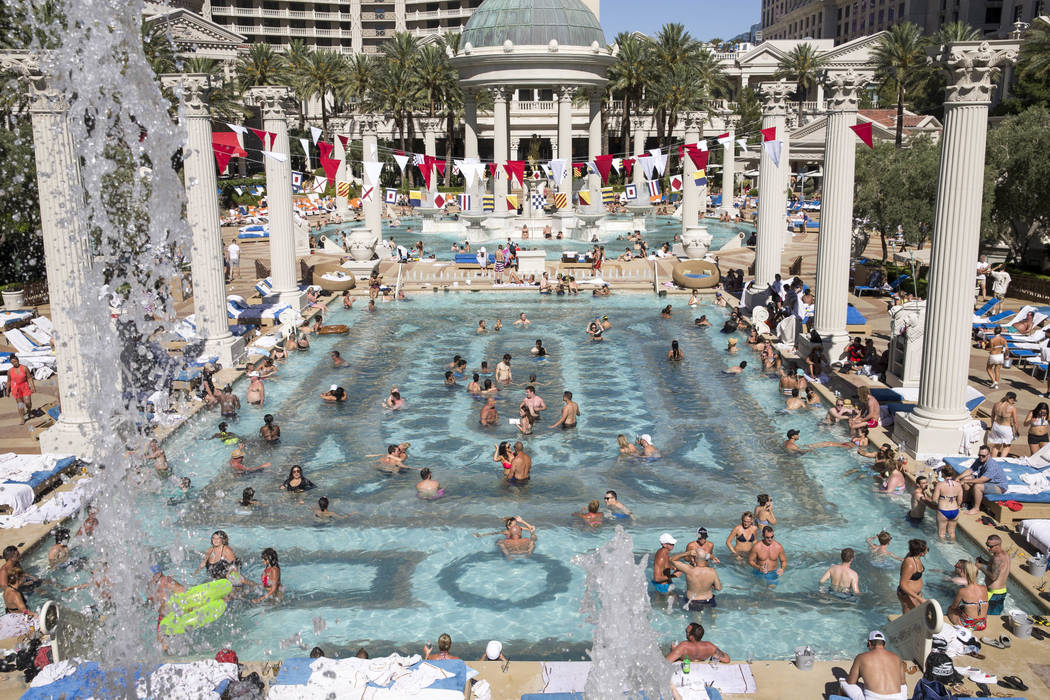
894, 40, 1019, 457
754, 80, 795, 294
812, 70, 866, 362
886, 301, 926, 388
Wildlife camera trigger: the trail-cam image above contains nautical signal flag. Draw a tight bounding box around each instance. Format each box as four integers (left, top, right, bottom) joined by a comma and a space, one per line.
578, 190, 592, 206
337, 181, 351, 198
646, 179, 662, 200
409, 190, 422, 207
457, 193, 471, 210
716, 132, 733, 147
531, 193, 547, 210
506, 194, 519, 210
482, 194, 495, 212
694, 170, 708, 187
291, 171, 303, 189
602, 187, 616, 204
624, 184, 638, 201
553, 192, 568, 209
434, 193, 447, 208
669, 175, 683, 193
384, 188, 397, 204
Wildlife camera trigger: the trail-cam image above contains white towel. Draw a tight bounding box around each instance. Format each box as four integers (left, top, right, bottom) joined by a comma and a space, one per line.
0, 612, 34, 639
679, 664, 757, 694
30, 658, 83, 687
0, 483, 35, 515
541, 661, 591, 693
1007, 473, 1050, 495
138, 660, 238, 699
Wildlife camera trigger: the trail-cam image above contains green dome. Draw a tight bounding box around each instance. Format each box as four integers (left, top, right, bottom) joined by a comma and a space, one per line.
461, 0, 606, 49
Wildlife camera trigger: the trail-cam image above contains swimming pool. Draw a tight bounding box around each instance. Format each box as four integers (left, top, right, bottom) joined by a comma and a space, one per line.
320, 216, 750, 260
36, 293, 1033, 662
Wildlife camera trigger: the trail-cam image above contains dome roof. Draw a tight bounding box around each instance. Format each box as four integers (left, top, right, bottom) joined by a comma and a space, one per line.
461, 0, 606, 49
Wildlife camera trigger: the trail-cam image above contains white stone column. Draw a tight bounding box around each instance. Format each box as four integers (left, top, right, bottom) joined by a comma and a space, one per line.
162, 74, 243, 366
719, 112, 738, 214
754, 79, 795, 292
631, 116, 646, 188
587, 89, 602, 208
812, 70, 866, 362
359, 115, 383, 237
421, 117, 441, 206
246, 86, 300, 309
894, 40, 1019, 457
334, 120, 350, 218
23, 70, 104, 456
463, 89, 481, 213
557, 85, 576, 200
681, 111, 703, 233
490, 86, 509, 215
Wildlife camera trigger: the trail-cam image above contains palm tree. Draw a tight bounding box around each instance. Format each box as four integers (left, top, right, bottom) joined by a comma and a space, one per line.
934, 20, 981, 46
437, 32, 463, 186
871, 23, 929, 148
142, 18, 176, 76
234, 43, 289, 91
650, 23, 701, 145
175, 57, 247, 122
775, 43, 828, 123
337, 53, 374, 113
695, 47, 731, 99
608, 31, 649, 156
1018, 17, 1050, 84
284, 39, 313, 129
647, 62, 706, 154
376, 32, 421, 160
296, 49, 345, 133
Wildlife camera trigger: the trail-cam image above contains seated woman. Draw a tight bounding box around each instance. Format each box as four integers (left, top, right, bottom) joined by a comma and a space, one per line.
947, 560, 988, 631
3, 566, 34, 617
281, 465, 316, 493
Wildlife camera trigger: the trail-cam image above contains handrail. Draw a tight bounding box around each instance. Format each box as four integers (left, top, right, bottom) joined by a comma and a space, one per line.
394, 262, 404, 297
653, 261, 659, 293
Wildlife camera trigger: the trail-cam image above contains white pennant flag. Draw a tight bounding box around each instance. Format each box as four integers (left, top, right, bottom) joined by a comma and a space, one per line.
299, 138, 311, 171
612, 158, 622, 174
737, 138, 749, 153
697, 140, 709, 152
762, 140, 783, 167
262, 150, 287, 162
363, 160, 384, 187
549, 159, 567, 185
393, 153, 410, 175
648, 148, 667, 176
637, 154, 656, 179
226, 123, 248, 138
310, 126, 322, 144
541, 163, 552, 179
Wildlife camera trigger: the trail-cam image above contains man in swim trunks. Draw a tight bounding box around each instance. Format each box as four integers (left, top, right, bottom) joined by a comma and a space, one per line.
839, 630, 907, 700
498, 516, 536, 557
985, 392, 1018, 457
603, 490, 633, 519
513, 312, 530, 327
907, 476, 930, 523
958, 447, 1009, 514
636, 434, 660, 458
147, 564, 185, 650
550, 391, 580, 429
665, 623, 730, 663
784, 429, 850, 453
819, 548, 860, 596
932, 465, 963, 542
217, 385, 240, 419
669, 550, 722, 610
848, 386, 881, 436
416, 468, 441, 498
748, 526, 786, 582
507, 442, 531, 484
521, 386, 546, 417
495, 354, 513, 384
145, 438, 169, 474
651, 533, 678, 595
480, 397, 499, 426
976, 534, 1010, 615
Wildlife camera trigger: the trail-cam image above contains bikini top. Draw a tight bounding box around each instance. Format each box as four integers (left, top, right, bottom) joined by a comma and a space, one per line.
1032, 417, 1048, 427
737, 530, 756, 543
909, 560, 924, 580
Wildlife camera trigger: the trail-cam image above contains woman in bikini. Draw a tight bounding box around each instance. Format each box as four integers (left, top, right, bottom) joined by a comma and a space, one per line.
1024, 402, 1049, 456
492, 442, 513, 476
251, 548, 283, 604
947, 560, 989, 631
667, 340, 684, 361
754, 494, 776, 527
896, 539, 928, 614
616, 434, 640, 456
3, 566, 33, 616
932, 465, 963, 542
726, 512, 758, 558
195, 531, 238, 580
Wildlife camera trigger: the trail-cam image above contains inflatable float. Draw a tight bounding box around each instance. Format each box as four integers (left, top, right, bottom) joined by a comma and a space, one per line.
317, 325, 349, 335
159, 579, 233, 636
671, 260, 721, 289
317, 272, 356, 292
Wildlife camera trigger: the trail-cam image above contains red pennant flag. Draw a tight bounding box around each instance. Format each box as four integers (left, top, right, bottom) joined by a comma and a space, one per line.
212, 143, 237, 174
419, 159, 434, 189
593, 154, 614, 184
623, 158, 635, 177
850, 121, 874, 149
434, 160, 446, 177
761, 127, 777, 142
321, 156, 340, 185
504, 160, 525, 187
249, 127, 267, 146
318, 141, 334, 161
685, 145, 710, 171
488, 163, 500, 178
249, 127, 276, 149
212, 132, 246, 174
337, 135, 349, 149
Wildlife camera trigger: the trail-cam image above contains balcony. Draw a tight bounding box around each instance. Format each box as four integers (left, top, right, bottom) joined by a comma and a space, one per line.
361, 11, 395, 21
513, 100, 556, 112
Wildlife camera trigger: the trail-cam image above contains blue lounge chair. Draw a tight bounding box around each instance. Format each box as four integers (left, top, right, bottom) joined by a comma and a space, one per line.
973, 298, 998, 319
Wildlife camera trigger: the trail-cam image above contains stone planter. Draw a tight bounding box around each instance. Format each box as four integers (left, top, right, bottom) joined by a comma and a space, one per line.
345, 228, 379, 262
2, 289, 24, 309
680, 226, 713, 259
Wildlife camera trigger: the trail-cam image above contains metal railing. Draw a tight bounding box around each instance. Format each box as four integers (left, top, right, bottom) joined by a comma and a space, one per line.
1009, 274, 1050, 304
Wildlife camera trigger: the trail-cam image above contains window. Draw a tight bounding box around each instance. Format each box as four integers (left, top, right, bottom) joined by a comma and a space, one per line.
888, 8, 894, 21
1014, 5, 1023, 21
985, 6, 1000, 24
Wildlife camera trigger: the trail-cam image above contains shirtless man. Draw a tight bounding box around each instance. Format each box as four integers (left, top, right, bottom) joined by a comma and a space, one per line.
331, 350, 347, 367
907, 476, 929, 523
217, 385, 240, 419
819, 548, 860, 597
146, 438, 169, 474
636, 434, 660, 458
670, 550, 722, 610
495, 354, 513, 384
977, 534, 1011, 615
48, 529, 70, 567
685, 527, 720, 565
507, 442, 531, 484
839, 631, 907, 700
932, 465, 963, 542
377, 444, 411, 473
513, 312, 530, 327
665, 623, 730, 663
1012, 311, 1037, 335
480, 397, 499, 426
383, 390, 406, 410
416, 468, 441, 497
785, 388, 805, 410
748, 526, 786, 583
147, 564, 186, 648
550, 391, 580, 429
498, 516, 536, 557
651, 533, 678, 595
987, 392, 1019, 457
784, 429, 851, 452
824, 398, 854, 424
521, 386, 546, 417
724, 361, 747, 374
848, 386, 881, 436
603, 490, 633, 520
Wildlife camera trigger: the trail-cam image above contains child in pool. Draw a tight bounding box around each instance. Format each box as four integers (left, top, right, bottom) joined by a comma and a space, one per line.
210, 422, 238, 445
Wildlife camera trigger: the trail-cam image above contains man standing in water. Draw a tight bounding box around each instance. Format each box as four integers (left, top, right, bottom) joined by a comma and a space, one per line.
839, 631, 907, 700
669, 550, 722, 610
819, 548, 860, 597
550, 391, 580, 429
749, 526, 786, 582
521, 385, 546, 418
480, 397, 499, 426
651, 533, 678, 594
977, 534, 1010, 615
217, 385, 240, 419
507, 442, 531, 484
495, 354, 513, 385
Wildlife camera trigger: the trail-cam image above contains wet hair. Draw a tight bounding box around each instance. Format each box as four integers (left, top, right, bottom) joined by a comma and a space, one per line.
503, 354, 511, 361
841, 548, 855, 563
686, 622, 705, 641
6, 565, 24, 586
962, 560, 979, 586
480, 361, 488, 369
387, 445, 399, 454
858, 426, 869, 436
317, 497, 329, 511
588, 499, 600, 513
241, 487, 255, 506
907, 538, 928, 556
223, 385, 232, 393
356, 648, 369, 659
286, 465, 304, 481
526, 385, 536, 393
218, 422, 228, 431
452, 355, 462, 363
741, 512, 753, 525
390, 391, 400, 399
671, 340, 680, 351
444, 371, 453, 379
563, 391, 573, 400
54, 528, 70, 544
762, 526, 774, 536
420, 468, 432, 480
616, 435, 630, 448
877, 531, 892, 545
791, 388, 799, 397
261, 547, 278, 567
264, 414, 274, 425
437, 633, 452, 652
606, 490, 617, 500
310, 647, 325, 659
738, 361, 747, 369
483, 379, 493, 390
472, 373, 480, 382
212, 531, 229, 546
757, 494, 771, 506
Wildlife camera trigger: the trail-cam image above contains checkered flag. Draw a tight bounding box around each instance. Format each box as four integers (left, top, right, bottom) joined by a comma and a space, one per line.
531, 193, 546, 210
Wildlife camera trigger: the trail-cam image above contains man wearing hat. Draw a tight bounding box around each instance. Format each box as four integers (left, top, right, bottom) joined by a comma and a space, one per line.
838, 630, 907, 700
321, 385, 346, 402
651, 533, 679, 595
480, 640, 507, 663
636, 434, 660, 458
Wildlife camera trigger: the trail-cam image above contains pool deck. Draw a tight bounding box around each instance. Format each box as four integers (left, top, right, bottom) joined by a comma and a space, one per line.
3, 214, 1050, 697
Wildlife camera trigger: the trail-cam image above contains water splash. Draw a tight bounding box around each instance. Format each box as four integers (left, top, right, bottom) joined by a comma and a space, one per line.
573, 527, 672, 699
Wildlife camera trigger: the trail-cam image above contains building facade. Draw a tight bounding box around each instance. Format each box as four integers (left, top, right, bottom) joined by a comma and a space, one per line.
761, 0, 1046, 43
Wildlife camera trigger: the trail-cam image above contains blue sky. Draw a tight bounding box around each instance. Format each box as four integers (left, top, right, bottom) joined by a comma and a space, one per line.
598, 0, 761, 41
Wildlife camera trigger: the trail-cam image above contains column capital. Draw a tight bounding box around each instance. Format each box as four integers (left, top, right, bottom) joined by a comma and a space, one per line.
328, 116, 351, 134
357, 113, 382, 136
486, 85, 510, 103
758, 78, 796, 117
419, 116, 442, 135
937, 40, 1019, 104
821, 69, 868, 112
245, 85, 293, 119
0, 52, 65, 114
557, 85, 578, 102
630, 116, 648, 133
718, 111, 740, 130
160, 73, 211, 118
682, 111, 706, 132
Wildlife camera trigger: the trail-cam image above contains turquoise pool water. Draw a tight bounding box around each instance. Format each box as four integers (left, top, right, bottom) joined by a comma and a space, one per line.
35, 294, 1032, 662
321, 216, 750, 260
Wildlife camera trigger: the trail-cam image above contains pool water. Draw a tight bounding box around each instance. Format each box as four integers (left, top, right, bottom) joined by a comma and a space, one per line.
320, 216, 750, 260
36, 294, 1032, 662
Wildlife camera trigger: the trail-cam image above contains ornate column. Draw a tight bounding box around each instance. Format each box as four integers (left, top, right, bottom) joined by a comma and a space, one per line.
17, 64, 104, 456
333, 119, 351, 217
463, 89, 481, 213
162, 74, 242, 366
680, 111, 713, 258
752, 79, 795, 297
587, 89, 602, 209
420, 117, 442, 206
719, 111, 738, 215
812, 70, 866, 362
557, 85, 576, 200
631, 116, 646, 188
489, 86, 509, 215
895, 40, 1020, 457
359, 114, 383, 237
246, 86, 300, 309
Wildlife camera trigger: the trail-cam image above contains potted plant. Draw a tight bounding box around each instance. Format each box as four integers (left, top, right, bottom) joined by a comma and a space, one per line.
1, 283, 24, 309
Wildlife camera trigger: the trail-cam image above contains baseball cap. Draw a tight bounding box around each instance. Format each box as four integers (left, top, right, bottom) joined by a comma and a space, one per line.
696, 527, 708, 537
787, 429, 800, 438
485, 640, 502, 660
640, 434, 652, 444
330, 384, 338, 392
868, 630, 886, 643
215, 648, 239, 664
795, 368, 805, 376
659, 533, 677, 546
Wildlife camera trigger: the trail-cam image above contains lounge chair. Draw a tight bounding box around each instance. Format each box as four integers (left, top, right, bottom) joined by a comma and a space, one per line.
226, 295, 293, 326
972, 298, 998, 320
